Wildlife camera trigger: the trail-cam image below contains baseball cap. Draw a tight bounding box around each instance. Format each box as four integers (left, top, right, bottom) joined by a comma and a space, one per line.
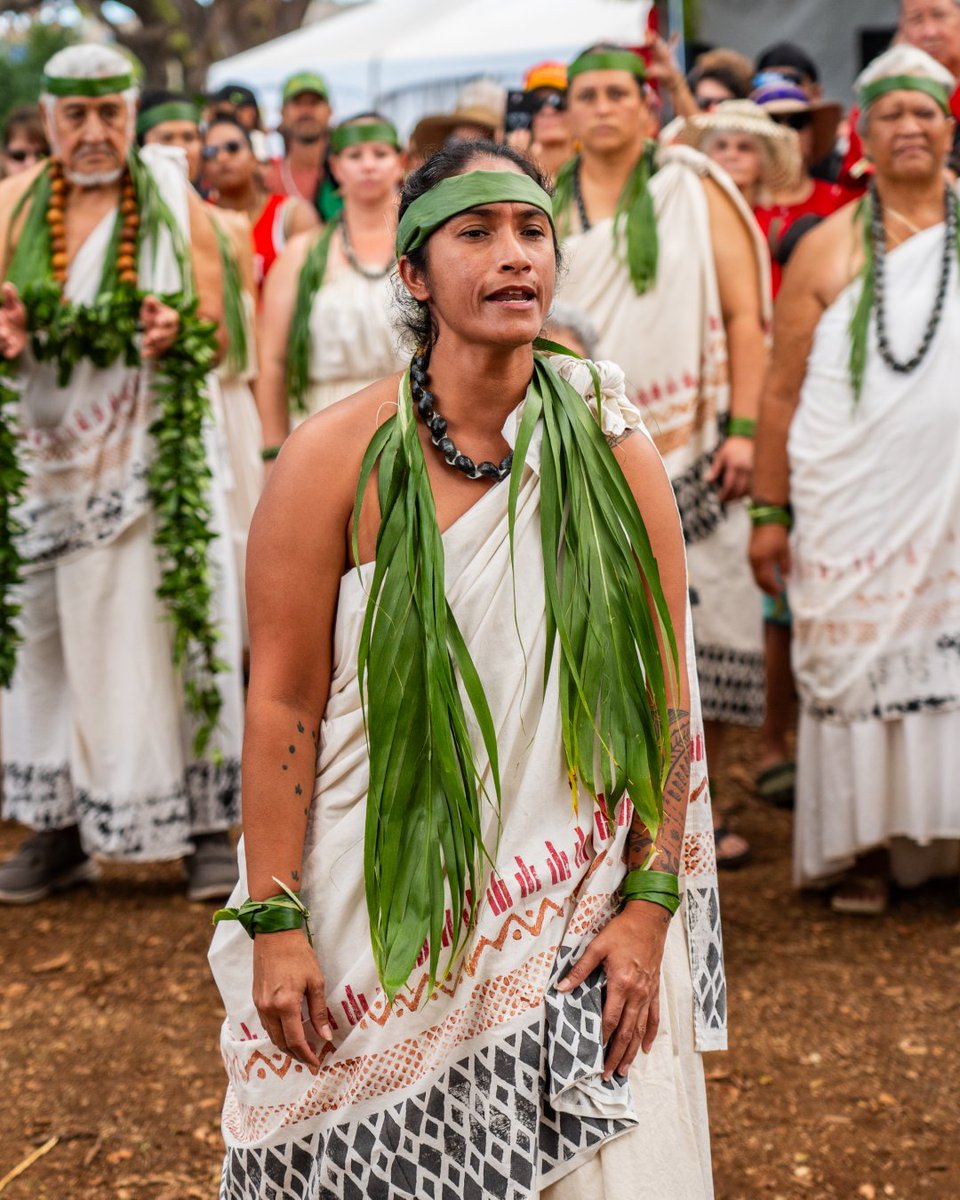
282, 72, 330, 103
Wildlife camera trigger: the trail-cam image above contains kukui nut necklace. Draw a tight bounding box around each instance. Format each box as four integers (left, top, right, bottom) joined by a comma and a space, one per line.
871, 180, 955, 377
46, 160, 140, 289
340, 215, 395, 279
409, 349, 513, 481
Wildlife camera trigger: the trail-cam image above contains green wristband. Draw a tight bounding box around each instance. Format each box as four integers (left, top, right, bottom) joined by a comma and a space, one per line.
213, 881, 312, 944
749, 503, 792, 529
261, 445, 281, 462
620, 868, 681, 916
727, 416, 757, 439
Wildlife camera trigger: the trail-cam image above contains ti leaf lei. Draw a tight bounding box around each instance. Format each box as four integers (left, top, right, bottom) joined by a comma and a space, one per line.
0, 154, 223, 754
353, 346, 678, 1003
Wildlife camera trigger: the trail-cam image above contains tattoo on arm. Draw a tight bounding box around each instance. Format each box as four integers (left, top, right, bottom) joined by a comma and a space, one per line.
291, 869, 300, 882
606, 427, 637, 450
627, 707, 690, 875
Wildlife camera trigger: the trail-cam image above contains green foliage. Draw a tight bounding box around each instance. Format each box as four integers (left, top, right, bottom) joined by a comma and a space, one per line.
352, 350, 678, 1005
0, 21, 77, 131
288, 219, 338, 413
0, 153, 224, 754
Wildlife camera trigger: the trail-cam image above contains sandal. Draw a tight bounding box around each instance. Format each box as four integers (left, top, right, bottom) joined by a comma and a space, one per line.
714, 825, 752, 871
756, 761, 796, 810
830, 875, 889, 916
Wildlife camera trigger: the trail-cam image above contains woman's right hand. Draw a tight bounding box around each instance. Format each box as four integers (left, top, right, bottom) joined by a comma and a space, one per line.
749, 523, 791, 597
252, 928, 332, 1067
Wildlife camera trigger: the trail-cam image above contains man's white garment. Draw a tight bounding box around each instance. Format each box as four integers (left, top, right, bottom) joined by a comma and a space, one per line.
1, 146, 244, 860
789, 222, 960, 885
557, 146, 768, 727
210, 360, 724, 1200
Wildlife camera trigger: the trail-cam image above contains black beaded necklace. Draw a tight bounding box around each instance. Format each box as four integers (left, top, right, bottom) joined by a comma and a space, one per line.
410, 350, 513, 482
871, 181, 955, 378
571, 157, 591, 233
340, 216, 396, 279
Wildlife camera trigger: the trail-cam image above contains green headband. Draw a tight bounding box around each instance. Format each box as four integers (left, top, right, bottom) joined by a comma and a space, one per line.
330, 121, 401, 154
859, 74, 951, 114
136, 101, 201, 137
397, 169, 554, 257
568, 51, 647, 82
41, 73, 135, 98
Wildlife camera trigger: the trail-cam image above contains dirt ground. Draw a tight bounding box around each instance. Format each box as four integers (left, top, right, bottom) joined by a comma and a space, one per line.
1, 732, 958, 1200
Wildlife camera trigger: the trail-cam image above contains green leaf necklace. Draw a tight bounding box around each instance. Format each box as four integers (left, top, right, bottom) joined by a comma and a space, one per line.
354, 345, 678, 1003
0, 155, 224, 755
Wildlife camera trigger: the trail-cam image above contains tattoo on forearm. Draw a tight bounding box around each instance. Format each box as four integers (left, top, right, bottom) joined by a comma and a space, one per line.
291, 869, 300, 883
627, 707, 690, 875
280, 718, 318, 817
606, 428, 637, 450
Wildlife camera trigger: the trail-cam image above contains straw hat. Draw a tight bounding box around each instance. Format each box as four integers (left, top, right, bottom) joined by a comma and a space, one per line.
751, 76, 842, 164
673, 99, 802, 192
410, 103, 501, 157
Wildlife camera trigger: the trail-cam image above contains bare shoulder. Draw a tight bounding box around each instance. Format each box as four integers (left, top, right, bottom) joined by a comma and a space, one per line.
265, 374, 403, 515
782, 199, 862, 307
0, 163, 46, 265
701, 173, 752, 233
612, 429, 677, 517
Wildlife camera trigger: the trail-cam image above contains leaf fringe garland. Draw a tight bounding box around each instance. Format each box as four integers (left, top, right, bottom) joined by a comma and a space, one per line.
352, 373, 502, 1002
287, 217, 339, 414
354, 352, 677, 1004
847, 195, 874, 404
552, 145, 660, 294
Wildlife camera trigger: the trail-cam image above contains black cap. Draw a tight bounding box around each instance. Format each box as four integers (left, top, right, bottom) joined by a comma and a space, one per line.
208, 82, 260, 111
756, 42, 820, 85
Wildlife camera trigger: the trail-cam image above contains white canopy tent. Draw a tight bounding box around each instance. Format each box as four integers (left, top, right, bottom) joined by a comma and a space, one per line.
207, 0, 651, 134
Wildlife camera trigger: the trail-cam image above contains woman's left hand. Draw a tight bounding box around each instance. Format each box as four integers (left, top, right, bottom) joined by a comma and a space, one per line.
557, 901, 670, 1079
706, 434, 754, 502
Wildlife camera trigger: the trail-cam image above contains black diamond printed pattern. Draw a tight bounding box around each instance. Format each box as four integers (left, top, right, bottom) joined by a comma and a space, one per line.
220, 963, 636, 1199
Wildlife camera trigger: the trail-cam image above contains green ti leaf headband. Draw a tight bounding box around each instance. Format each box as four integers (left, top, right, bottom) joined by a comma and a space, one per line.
136, 101, 201, 138
567, 49, 647, 82
41, 72, 136, 98
396, 169, 555, 258
330, 120, 401, 154
858, 75, 951, 115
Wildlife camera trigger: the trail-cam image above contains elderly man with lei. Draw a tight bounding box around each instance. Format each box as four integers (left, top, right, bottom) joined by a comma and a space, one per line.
0, 45, 245, 903
751, 46, 960, 914
209, 142, 726, 1199
553, 44, 770, 867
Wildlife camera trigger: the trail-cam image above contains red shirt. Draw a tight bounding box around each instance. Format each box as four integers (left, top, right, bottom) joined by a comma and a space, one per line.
755, 179, 860, 295
251, 193, 291, 291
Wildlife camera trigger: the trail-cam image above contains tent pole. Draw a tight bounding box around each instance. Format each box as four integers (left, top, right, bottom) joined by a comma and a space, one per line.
667, 0, 686, 69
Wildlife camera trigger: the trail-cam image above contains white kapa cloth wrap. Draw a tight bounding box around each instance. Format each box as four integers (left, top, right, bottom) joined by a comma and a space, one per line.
557, 146, 770, 728
210, 358, 724, 1200
13, 144, 193, 569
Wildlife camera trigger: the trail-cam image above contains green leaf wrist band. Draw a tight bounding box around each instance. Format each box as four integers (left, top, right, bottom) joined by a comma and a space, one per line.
213, 878, 312, 944
261, 445, 281, 461
749, 503, 793, 529
620, 868, 681, 916
396, 170, 555, 258
727, 416, 757, 439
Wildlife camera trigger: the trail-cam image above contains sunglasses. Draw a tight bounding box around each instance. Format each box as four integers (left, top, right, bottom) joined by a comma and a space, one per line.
4, 148, 42, 163
202, 140, 246, 160
532, 92, 567, 115
771, 111, 813, 132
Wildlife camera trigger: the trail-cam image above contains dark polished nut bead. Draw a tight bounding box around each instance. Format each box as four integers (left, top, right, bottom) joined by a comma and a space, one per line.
437, 437, 455, 456
477, 461, 500, 479
454, 454, 475, 473
417, 397, 434, 417
430, 416, 447, 437
499, 455, 513, 471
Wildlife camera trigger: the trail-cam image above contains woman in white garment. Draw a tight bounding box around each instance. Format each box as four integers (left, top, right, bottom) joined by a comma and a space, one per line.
256, 113, 406, 452
210, 140, 726, 1200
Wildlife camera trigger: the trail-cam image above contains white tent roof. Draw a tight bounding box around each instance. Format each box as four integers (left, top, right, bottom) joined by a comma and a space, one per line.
208, 0, 650, 129
379, 0, 650, 95
207, 0, 454, 122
